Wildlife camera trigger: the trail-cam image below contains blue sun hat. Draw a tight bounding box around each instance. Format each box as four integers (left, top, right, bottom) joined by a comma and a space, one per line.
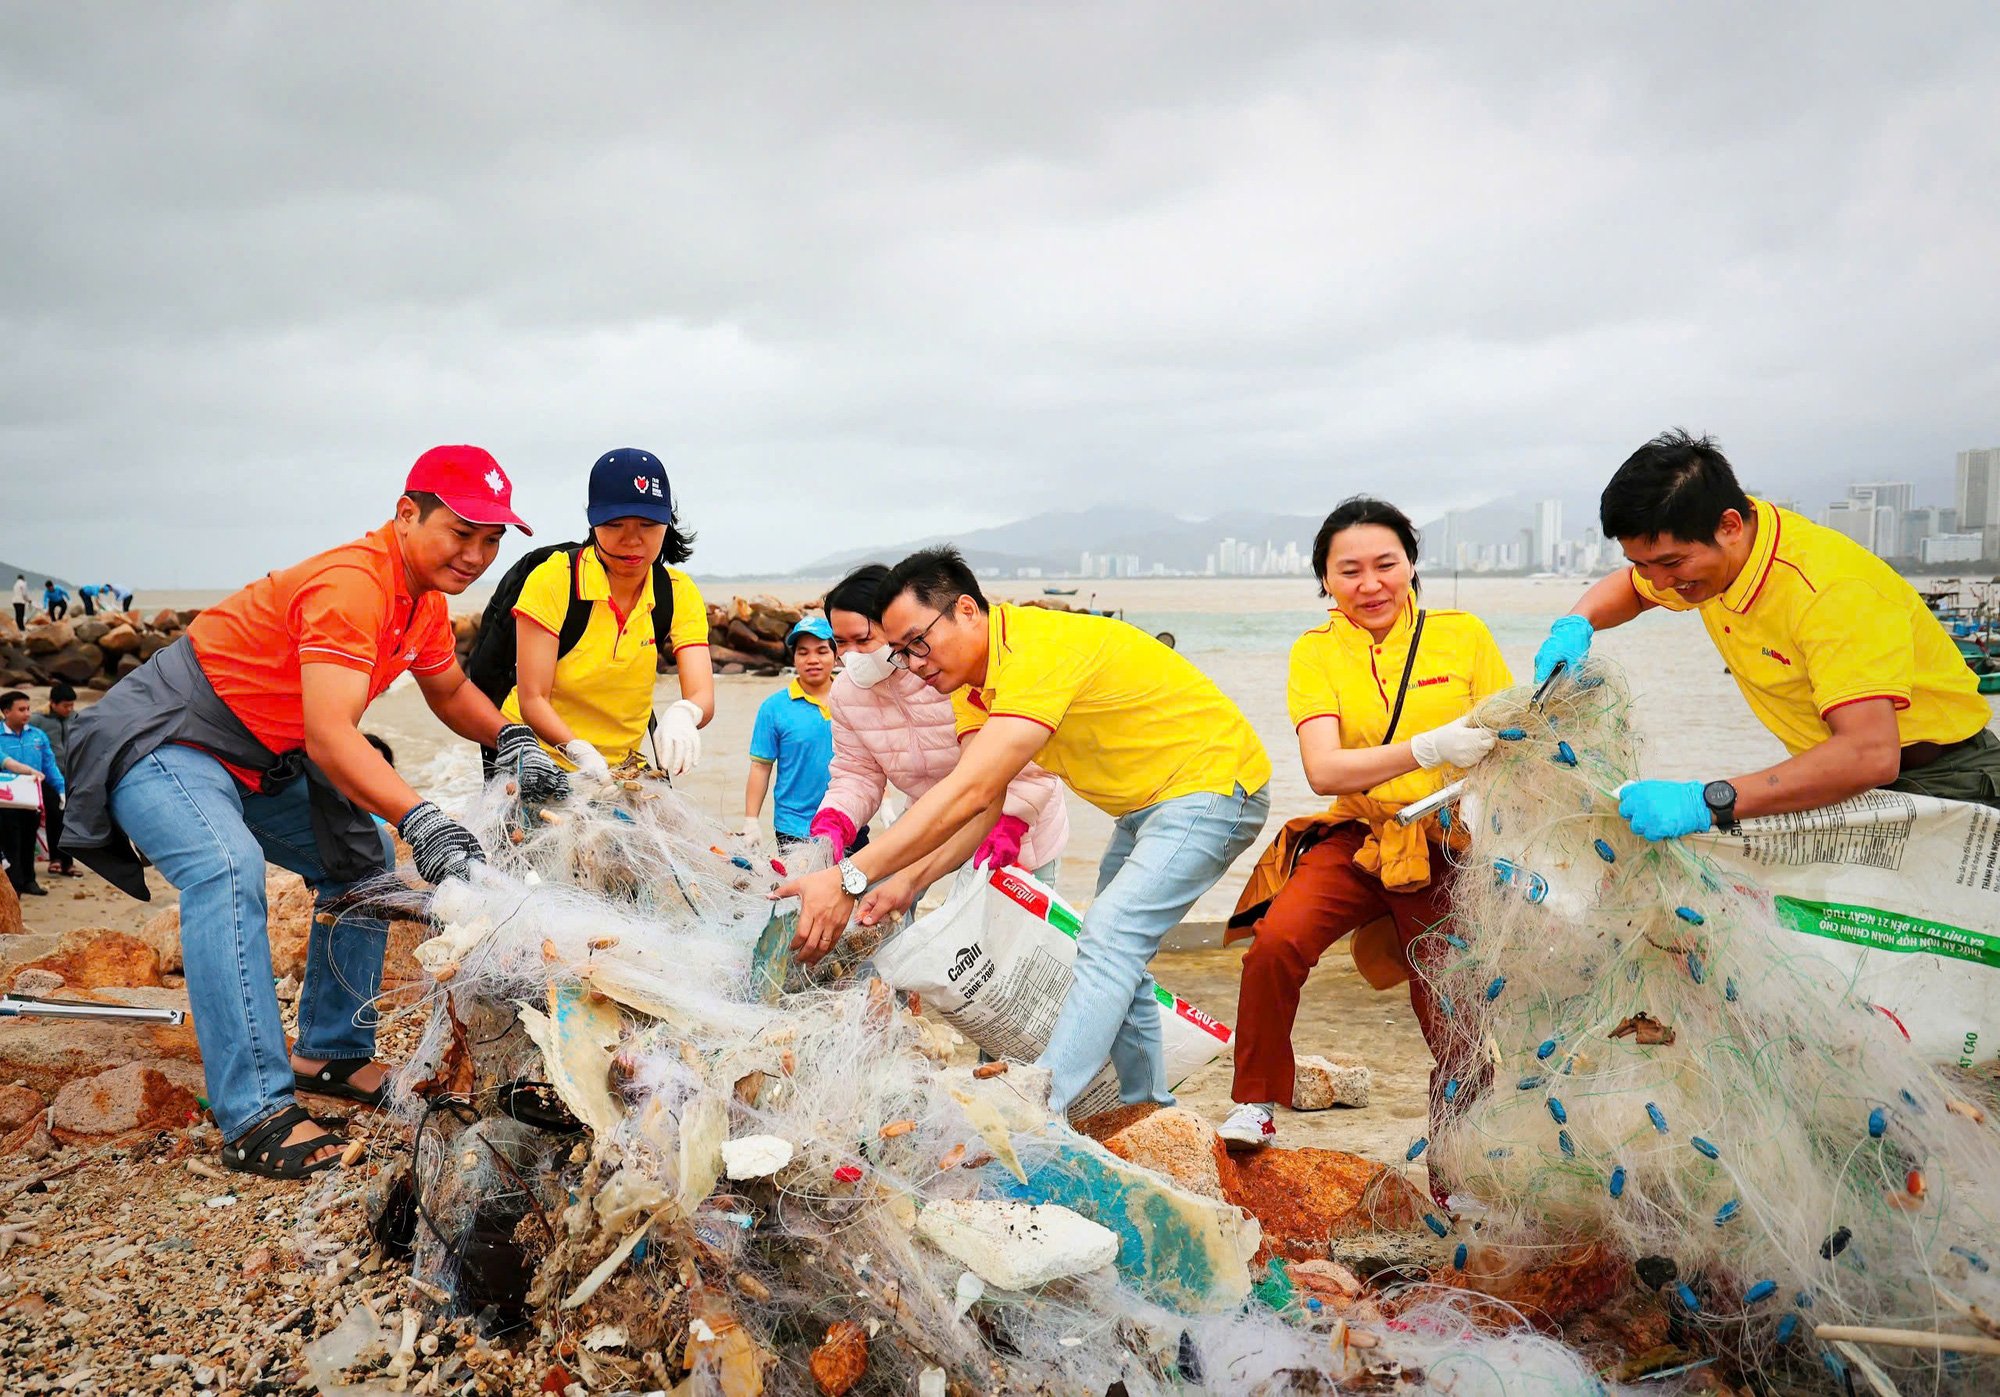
786, 616, 835, 651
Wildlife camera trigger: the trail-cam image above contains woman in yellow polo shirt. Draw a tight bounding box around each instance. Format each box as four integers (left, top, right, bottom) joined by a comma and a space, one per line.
506, 449, 714, 780
1219, 497, 1511, 1188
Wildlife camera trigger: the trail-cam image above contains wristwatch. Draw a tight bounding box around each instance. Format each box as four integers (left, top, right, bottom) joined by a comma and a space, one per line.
1702, 780, 1739, 833
837, 858, 869, 897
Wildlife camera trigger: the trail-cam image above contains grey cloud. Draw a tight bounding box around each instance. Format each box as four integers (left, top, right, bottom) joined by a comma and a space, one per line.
3, 3, 1997, 582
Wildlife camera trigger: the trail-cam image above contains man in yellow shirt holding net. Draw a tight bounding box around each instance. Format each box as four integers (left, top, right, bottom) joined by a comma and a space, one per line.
1535, 429, 1996, 839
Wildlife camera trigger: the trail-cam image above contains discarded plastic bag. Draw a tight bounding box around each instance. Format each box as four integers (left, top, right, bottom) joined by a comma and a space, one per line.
872, 865, 1231, 1117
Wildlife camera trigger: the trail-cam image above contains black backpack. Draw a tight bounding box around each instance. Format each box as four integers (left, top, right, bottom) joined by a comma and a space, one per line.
464, 543, 677, 706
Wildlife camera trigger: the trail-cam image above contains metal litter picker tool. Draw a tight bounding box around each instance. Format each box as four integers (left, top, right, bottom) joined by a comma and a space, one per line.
0, 993, 186, 1026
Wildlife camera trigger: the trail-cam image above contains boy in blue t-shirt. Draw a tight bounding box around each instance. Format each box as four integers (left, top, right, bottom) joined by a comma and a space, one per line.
742, 617, 865, 850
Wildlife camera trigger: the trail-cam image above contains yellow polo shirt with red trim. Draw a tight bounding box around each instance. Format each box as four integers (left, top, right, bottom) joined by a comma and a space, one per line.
950, 602, 1270, 817
1630, 498, 1988, 756
188, 522, 458, 772
1286, 597, 1513, 805
501, 546, 708, 763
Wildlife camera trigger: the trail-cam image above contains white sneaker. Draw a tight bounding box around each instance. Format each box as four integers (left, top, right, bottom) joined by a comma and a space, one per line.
1218, 1102, 1277, 1150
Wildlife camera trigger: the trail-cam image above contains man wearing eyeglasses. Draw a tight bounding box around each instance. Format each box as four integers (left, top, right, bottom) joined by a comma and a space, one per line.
779, 545, 1271, 1116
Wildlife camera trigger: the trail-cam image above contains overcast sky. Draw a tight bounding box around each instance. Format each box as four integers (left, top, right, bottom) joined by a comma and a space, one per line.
4, 4, 1998, 585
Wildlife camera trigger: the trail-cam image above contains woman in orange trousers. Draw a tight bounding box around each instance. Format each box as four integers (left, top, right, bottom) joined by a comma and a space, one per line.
1217, 497, 1511, 1207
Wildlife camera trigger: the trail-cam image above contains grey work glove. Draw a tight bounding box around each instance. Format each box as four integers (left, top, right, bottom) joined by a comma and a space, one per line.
495, 722, 571, 804
398, 801, 486, 887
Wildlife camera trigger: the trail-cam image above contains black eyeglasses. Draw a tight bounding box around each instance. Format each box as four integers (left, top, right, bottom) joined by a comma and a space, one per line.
887, 604, 958, 670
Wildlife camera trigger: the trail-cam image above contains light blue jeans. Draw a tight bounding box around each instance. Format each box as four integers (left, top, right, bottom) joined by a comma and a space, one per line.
1037, 783, 1270, 1113
110, 743, 394, 1142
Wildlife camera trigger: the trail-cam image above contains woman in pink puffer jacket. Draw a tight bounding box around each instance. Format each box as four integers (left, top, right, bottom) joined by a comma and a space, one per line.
808, 565, 1069, 906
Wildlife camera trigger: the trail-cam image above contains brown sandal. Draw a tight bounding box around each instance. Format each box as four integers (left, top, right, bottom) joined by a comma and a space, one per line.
222, 1103, 347, 1179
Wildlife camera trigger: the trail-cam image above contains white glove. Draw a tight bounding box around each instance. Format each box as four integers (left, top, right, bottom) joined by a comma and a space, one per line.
654, 699, 704, 777
560, 739, 613, 784
1410, 716, 1498, 771
738, 816, 764, 847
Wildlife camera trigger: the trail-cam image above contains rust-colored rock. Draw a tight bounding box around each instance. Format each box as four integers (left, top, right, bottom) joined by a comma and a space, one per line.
151, 608, 182, 632
50, 1061, 201, 1142
24, 620, 74, 654
808, 1320, 868, 1396
0, 875, 22, 935
1218, 1146, 1430, 1265
1430, 1238, 1631, 1327
0, 1083, 46, 1131
1092, 1105, 1228, 1201
13, 928, 164, 989
97, 624, 141, 655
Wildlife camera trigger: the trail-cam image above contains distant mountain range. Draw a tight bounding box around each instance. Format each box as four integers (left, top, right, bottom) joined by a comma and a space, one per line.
796, 493, 1585, 578
0, 560, 73, 593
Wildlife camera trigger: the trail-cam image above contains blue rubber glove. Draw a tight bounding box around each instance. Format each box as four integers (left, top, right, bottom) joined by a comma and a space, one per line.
1533, 615, 1594, 685
1617, 779, 1712, 841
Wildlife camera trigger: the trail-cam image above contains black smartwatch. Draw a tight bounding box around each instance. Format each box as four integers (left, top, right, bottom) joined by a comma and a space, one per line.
1702, 780, 1739, 833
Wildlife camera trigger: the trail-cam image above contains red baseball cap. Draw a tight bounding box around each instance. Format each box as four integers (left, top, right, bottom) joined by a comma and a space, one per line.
404, 445, 533, 535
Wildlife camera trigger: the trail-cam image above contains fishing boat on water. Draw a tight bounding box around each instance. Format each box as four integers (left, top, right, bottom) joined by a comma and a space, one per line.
1921, 582, 2000, 693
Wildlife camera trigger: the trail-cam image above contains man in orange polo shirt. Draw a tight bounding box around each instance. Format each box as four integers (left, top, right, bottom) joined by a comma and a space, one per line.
62, 446, 568, 1180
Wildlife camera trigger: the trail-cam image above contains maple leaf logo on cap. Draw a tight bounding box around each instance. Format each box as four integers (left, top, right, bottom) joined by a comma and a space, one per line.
485, 467, 506, 495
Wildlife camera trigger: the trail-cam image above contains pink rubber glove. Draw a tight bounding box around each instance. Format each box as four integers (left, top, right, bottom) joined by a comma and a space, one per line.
974, 814, 1030, 871
808, 808, 856, 860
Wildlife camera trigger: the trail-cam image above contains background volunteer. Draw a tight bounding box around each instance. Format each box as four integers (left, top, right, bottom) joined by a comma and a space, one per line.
30, 682, 79, 877
744, 616, 843, 847
0, 689, 62, 897
810, 562, 1069, 915
1219, 498, 1509, 1182
782, 547, 1271, 1116
1534, 429, 1998, 839
62, 446, 567, 1179
504, 447, 714, 782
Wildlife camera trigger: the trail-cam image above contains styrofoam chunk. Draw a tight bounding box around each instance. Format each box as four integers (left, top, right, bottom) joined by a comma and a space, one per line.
720, 1133, 795, 1180
915, 1200, 1118, 1290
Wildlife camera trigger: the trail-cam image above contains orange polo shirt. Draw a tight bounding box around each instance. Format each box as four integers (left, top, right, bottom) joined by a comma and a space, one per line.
187, 522, 458, 771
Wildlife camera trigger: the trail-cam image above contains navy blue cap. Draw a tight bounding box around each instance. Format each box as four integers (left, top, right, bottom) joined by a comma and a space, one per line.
586, 448, 675, 527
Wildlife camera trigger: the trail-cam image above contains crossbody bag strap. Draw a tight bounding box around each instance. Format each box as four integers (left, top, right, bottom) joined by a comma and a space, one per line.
1382, 609, 1428, 744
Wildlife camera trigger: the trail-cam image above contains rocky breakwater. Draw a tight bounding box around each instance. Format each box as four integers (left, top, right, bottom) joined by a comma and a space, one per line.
447, 594, 817, 679
0, 608, 196, 691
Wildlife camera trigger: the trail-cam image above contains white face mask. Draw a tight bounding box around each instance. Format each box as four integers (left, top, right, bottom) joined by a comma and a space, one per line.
840, 643, 897, 689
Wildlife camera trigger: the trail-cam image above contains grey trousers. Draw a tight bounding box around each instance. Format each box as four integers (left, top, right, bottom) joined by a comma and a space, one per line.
1885, 728, 2000, 809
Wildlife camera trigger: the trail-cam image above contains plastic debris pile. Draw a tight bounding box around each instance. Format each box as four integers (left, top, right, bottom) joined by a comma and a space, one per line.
321, 760, 1621, 1395
1424, 660, 2000, 1393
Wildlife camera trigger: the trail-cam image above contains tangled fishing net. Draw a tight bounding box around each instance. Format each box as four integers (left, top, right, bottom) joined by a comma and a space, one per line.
308, 759, 1618, 1395
1422, 660, 2000, 1392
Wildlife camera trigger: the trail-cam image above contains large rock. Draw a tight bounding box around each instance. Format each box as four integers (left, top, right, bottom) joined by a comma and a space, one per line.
137, 630, 173, 660
0, 875, 22, 935
24, 619, 74, 654
151, 609, 182, 632
1084, 1104, 1229, 1201
50, 1061, 202, 1142
1431, 1239, 1632, 1327
43, 642, 104, 685
1218, 1146, 1431, 1265
71, 617, 110, 644
97, 623, 142, 654
0, 986, 200, 1096
1292, 1053, 1372, 1111
12, 928, 164, 989
175, 608, 201, 628
0, 1083, 46, 1130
